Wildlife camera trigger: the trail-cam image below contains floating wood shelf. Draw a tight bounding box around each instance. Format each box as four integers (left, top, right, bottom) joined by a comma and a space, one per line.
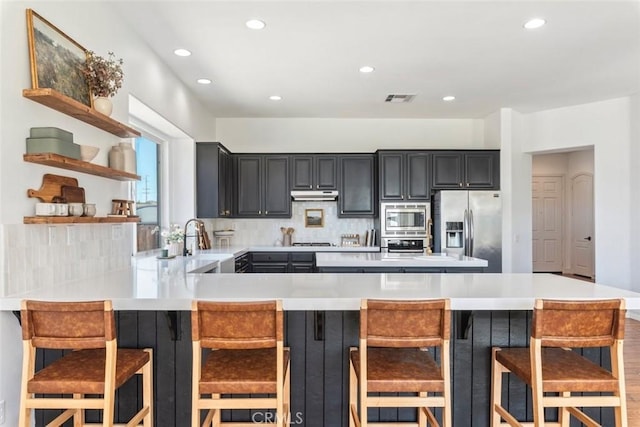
24, 153, 140, 181
23, 88, 141, 138
24, 216, 140, 224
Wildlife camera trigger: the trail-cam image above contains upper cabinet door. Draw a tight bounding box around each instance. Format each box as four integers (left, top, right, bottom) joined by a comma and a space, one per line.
339, 155, 376, 217
465, 152, 500, 189
315, 156, 337, 190
432, 151, 500, 190
379, 152, 404, 200
291, 155, 337, 190
196, 142, 232, 218
291, 156, 313, 190
431, 152, 464, 189
236, 155, 262, 216
264, 156, 291, 217
405, 152, 430, 201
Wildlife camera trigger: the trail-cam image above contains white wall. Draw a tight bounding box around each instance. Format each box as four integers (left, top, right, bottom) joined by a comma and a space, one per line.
215, 118, 487, 152
499, 109, 532, 273
630, 94, 640, 292
523, 97, 634, 290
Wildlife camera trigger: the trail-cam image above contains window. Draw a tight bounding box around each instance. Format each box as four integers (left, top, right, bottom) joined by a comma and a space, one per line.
135, 136, 160, 252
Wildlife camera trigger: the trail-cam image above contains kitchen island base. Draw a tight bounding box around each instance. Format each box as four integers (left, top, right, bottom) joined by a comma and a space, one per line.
29, 310, 616, 427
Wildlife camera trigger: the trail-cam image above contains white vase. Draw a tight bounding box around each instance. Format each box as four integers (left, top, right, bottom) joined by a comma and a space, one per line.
166, 242, 181, 257
108, 145, 124, 170
119, 142, 137, 174
94, 96, 113, 116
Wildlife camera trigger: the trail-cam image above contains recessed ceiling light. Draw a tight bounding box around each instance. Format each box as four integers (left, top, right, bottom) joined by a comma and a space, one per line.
359, 65, 375, 73
524, 18, 546, 29
442, 96, 456, 101
269, 95, 282, 101
174, 48, 191, 57
246, 19, 266, 30
197, 78, 212, 85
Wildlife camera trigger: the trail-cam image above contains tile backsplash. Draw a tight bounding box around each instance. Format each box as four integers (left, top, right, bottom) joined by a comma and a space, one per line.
1, 223, 134, 296
201, 201, 375, 247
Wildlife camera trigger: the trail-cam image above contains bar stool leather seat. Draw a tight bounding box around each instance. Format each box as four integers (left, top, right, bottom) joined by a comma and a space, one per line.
495, 347, 620, 393
350, 347, 444, 393
200, 348, 290, 394
28, 348, 150, 395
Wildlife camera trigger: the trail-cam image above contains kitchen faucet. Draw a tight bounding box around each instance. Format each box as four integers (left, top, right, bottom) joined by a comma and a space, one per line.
183, 218, 202, 256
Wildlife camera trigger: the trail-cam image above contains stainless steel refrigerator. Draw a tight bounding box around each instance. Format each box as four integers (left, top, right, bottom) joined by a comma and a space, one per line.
433, 191, 502, 272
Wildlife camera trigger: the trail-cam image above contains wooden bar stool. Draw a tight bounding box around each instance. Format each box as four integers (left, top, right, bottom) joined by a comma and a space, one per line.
191, 300, 290, 427
18, 299, 153, 427
491, 298, 627, 427
349, 299, 451, 427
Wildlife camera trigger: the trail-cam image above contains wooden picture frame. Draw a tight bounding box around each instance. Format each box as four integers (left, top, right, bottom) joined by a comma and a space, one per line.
305, 208, 324, 228
26, 9, 92, 107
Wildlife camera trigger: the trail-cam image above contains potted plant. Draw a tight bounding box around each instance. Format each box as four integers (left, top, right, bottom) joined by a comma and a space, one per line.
81, 51, 124, 116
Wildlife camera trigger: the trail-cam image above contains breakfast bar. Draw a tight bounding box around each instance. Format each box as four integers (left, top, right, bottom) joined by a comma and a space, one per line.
2, 253, 639, 427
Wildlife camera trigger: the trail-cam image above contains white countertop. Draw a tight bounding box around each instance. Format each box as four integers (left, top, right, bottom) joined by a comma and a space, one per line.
316, 252, 488, 268
2, 253, 639, 311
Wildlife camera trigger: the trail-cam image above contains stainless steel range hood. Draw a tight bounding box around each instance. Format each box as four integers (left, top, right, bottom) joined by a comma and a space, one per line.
291, 190, 339, 201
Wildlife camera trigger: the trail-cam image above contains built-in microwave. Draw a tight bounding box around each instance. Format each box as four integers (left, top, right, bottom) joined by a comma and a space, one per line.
380, 202, 430, 237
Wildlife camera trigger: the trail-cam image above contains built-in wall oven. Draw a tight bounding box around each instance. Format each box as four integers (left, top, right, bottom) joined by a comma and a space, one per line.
380, 202, 432, 253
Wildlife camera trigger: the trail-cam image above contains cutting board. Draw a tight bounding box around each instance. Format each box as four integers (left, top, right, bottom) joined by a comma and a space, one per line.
61, 185, 86, 203
27, 174, 78, 202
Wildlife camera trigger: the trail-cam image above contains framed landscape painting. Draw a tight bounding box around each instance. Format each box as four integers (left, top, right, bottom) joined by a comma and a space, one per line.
26, 9, 92, 107
305, 209, 324, 228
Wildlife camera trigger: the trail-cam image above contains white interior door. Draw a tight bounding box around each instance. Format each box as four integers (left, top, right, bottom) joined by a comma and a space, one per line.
532, 176, 563, 272
571, 173, 594, 278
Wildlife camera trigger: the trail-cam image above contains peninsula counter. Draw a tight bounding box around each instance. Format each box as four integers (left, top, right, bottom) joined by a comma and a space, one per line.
3, 253, 639, 427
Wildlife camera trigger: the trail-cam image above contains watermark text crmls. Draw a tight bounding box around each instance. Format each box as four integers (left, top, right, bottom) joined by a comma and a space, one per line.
251, 411, 303, 424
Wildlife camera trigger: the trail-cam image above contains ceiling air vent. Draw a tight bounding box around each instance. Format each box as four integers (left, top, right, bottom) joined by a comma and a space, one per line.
385, 94, 416, 103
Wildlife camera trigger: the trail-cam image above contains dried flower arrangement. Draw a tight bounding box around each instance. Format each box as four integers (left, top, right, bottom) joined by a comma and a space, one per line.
81, 51, 124, 98
153, 224, 185, 244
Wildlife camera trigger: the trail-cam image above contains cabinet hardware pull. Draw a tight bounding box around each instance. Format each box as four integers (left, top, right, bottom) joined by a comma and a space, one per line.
309, 185, 312, 189
265, 211, 268, 214
459, 182, 463, 187
258, 210, 262, 214
341, 210, 344, 214
466, 182, 469, 187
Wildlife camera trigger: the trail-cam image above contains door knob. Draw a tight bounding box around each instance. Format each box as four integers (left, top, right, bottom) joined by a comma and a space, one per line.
584, 236, 592, 241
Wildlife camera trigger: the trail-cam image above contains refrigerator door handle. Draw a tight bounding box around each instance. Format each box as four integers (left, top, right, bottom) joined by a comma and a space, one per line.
463, 209, 469, 256
469, 209, 475, 257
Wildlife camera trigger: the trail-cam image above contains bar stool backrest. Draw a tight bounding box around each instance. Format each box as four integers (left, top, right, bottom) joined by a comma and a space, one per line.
21, 300, 114, 349
192, 300, 281, 349
532, 299, 626, 348
362, 299, 450, 348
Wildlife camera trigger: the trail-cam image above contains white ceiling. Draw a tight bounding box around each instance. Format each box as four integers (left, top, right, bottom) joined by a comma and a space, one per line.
115, 1, 640, 119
